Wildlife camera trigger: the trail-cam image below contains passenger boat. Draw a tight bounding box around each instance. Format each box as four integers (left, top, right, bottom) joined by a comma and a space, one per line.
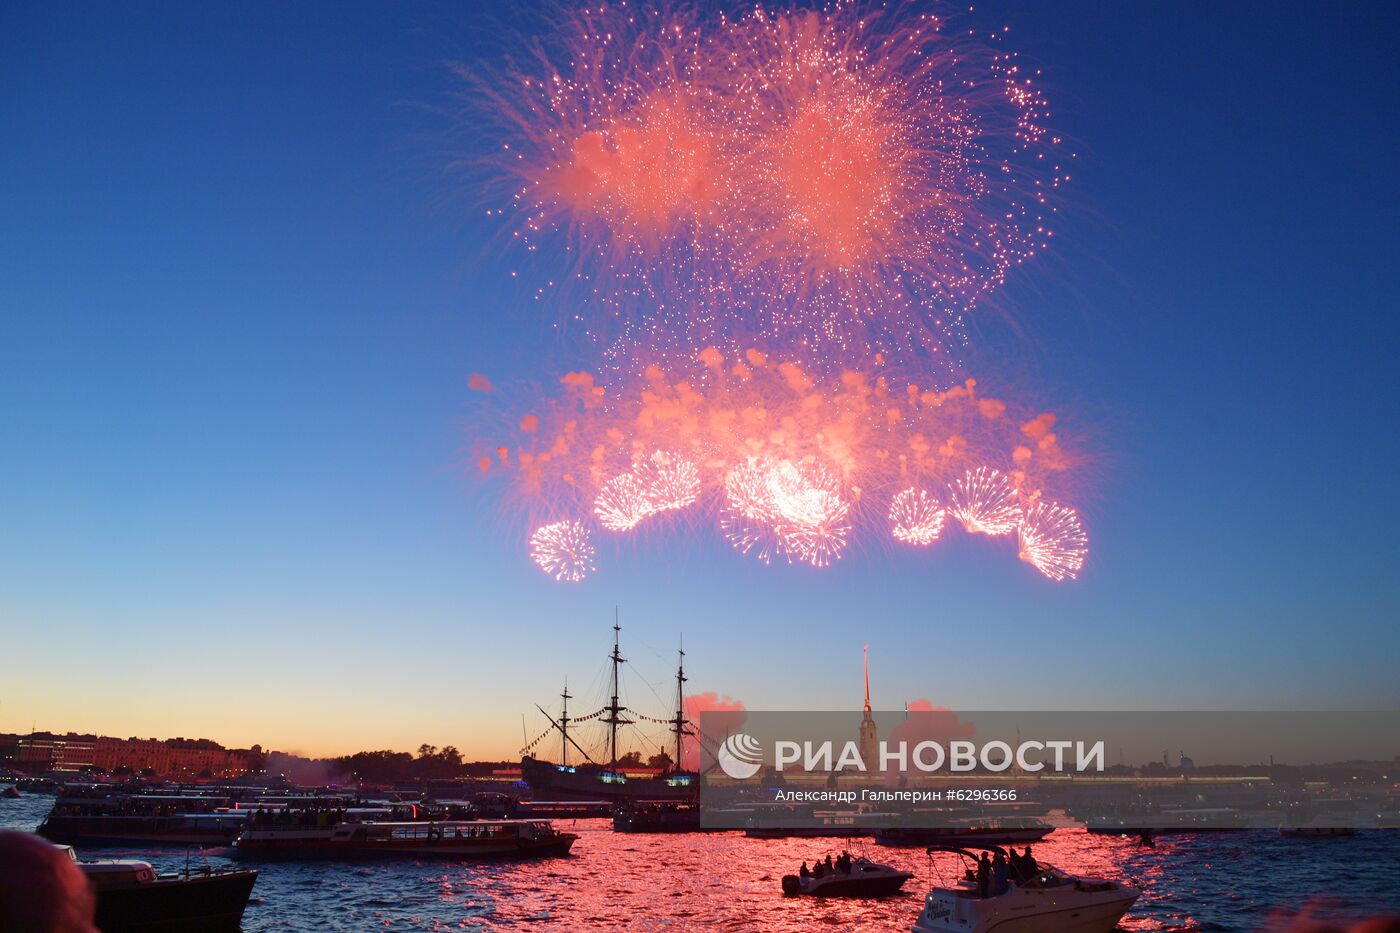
60, 846, 257, 932
230, 818, 577, 860
613, 802, 705, 833
38, 790, 365, 846
912, 844, 1139, 933
782, 854, 913, 897
877, 824, 1053, 847
39, 808, 252, 846
1280, 824, 1356, 837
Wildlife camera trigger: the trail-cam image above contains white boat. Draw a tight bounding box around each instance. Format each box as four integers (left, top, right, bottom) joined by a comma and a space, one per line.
912, 845, 1139, 933
782, 854, 913, 897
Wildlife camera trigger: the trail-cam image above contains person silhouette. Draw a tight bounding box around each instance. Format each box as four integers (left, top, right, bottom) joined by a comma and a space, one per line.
0, 830, 98, 933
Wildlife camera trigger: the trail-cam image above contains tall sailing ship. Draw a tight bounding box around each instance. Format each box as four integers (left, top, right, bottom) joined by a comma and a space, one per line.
519, 620, 700, 802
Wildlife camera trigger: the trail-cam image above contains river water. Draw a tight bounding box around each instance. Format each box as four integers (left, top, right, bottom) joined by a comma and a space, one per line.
4, 795, 1397, 931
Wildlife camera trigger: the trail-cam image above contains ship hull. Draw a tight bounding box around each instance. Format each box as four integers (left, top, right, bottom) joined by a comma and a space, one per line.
231, 833, 576, 861
877, 826, 1053, 847
92, 870, 258, 933
39, 815, 241, 848
521, 756, 697, 802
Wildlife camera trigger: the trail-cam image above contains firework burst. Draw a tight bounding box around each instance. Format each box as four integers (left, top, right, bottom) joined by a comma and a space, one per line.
529, 519, 597, 582
475, 349, 1085, 579
471, 3, 1093, 584
890, 487, 947, 546
481, 1, 1071, 371
720, 455, 852, 568
947, 465, 1022, 536
1017, 499, 1088, 582
594, 472, 653, 532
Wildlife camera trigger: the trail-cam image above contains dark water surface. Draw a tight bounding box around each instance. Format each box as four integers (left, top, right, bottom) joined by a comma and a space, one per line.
4, 796, 1397, 931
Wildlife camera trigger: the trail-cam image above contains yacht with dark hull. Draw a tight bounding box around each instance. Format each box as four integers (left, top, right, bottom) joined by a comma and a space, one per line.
60, 846, 257, 932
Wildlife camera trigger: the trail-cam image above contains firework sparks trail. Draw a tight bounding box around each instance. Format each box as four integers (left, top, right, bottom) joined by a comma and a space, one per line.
1017, 499, 1088, 581
529, 520, 596, 582
890, 487, 947, 546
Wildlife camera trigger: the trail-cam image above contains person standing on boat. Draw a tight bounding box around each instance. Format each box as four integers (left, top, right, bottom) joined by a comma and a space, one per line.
991, 851, 1009, 895
1021, 847, 1038, 878
799, 861, 810, 879
976, 852, 991, 899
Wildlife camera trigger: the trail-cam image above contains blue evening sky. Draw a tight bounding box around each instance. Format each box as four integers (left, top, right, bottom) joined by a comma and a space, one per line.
2, 1, 1397, 757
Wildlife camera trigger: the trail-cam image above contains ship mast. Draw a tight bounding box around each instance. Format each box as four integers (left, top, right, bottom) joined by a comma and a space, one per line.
670, 636, 690, 773
602, 611, 632, 769
559, 680, 571, 767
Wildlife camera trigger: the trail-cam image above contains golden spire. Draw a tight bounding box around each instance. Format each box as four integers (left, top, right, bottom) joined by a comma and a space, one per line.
863, 644, 871, 714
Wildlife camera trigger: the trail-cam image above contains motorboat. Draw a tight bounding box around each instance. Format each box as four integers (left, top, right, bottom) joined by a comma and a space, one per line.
912, 844, 1139, 933
59, 846, 257, 932
782, 853, 914, 897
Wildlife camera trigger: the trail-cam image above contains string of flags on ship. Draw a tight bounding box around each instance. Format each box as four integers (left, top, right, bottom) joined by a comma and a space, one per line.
518, 706, 722, 760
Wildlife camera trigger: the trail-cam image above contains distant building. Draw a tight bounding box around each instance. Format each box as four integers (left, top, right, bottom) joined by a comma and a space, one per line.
0, 731, 262, 778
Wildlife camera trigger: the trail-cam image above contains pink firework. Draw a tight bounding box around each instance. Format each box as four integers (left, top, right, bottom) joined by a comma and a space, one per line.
722, 455, 851, 567
594, 472, 653, 532
529, 520, 596, 582
1017, 499, 1088, 581
636, 449, 701, 513
947, 466, 1022, 536
721, 456, 785, 563
474, 353, 1089, 577
889, 487, 946, 546
484, 2, 1070, 370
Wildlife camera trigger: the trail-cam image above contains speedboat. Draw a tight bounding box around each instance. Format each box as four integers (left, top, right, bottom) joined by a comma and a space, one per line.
782, 854, 914, 897
58, 845, 258, 932
912, 845, 1139, 933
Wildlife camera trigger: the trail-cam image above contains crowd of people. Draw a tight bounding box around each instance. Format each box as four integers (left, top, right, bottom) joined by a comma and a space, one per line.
798, 850, 857, 879
971, 846, 1040, 897
248, 805, 351, 828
